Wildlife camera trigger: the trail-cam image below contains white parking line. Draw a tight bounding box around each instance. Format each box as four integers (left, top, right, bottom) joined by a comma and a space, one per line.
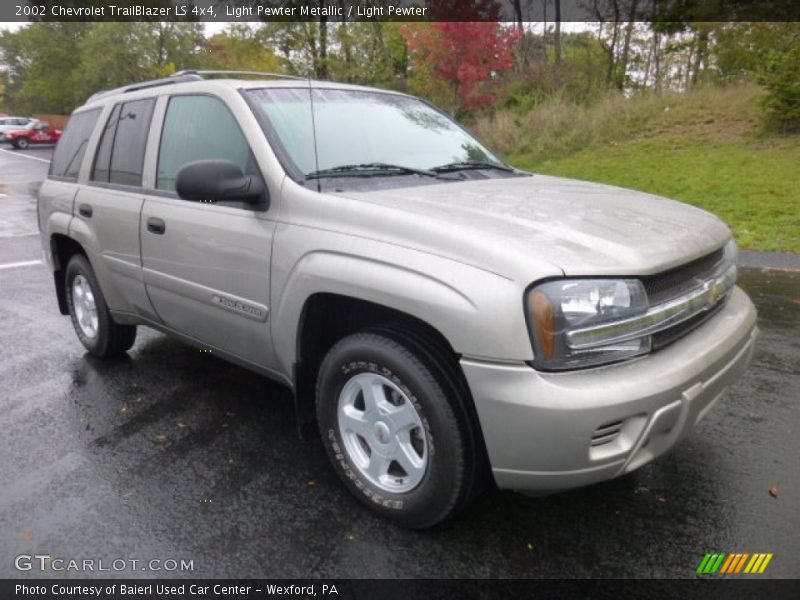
0, 259, 42, 270
0, 148, 51, 163
0, 193, 7, 198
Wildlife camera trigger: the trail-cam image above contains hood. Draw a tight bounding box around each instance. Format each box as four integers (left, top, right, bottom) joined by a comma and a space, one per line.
339, 174, 731, 280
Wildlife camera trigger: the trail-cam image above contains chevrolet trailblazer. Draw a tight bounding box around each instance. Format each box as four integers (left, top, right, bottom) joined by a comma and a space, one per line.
38, 71, 757, 528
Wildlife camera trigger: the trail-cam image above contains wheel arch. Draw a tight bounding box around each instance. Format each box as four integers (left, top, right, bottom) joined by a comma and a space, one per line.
290, 293, 487, 449
294, 293, 495, 498
50, 233, 88, 315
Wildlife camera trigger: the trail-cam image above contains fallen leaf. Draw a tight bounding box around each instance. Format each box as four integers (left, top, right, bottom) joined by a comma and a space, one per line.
657, 496, 668, 503
23, 530, 33, 541
153, 434, 168, 443
769, 484, 779, 498
346, 534, 356, 541
120, 405, 129, 415
177, 422, 186, 428
527, 543, 533, 550
308, 480, 316, 487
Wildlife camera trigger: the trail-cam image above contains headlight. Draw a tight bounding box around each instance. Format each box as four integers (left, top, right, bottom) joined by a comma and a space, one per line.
527, 279, 650, 370
526, 239, 738, 371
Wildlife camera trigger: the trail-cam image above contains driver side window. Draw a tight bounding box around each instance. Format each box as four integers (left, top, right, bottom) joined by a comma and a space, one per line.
157, 95, 253, 192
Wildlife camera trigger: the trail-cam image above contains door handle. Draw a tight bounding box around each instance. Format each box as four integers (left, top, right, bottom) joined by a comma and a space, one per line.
78, 203, 93, 218
147, 217, 166, 235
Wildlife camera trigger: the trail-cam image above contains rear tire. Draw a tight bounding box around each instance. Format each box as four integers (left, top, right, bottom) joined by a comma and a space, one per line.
65, 254, 136, 358
13, 137, 29, 149
316, 331, 479, 528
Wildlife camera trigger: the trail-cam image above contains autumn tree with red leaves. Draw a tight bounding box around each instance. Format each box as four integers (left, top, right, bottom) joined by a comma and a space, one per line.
402, 1, 520, 114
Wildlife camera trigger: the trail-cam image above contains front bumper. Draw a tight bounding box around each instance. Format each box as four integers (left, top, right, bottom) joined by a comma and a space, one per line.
461, 286, 758, 493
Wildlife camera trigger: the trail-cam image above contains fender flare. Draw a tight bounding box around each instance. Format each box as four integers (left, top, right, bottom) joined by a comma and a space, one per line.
271, 249, 526, 377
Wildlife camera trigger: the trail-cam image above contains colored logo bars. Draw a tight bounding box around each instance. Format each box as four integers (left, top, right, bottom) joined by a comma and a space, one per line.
696, 552, 773, 574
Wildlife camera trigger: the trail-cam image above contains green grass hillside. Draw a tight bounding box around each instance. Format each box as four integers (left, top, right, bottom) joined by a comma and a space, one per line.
474, 84, 800, 253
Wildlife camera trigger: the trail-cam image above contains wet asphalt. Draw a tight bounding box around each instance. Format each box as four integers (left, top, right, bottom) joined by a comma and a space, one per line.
0, 146, 798, 579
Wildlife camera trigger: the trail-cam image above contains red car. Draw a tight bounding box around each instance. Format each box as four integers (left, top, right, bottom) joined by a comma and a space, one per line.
2, 120, 63, 149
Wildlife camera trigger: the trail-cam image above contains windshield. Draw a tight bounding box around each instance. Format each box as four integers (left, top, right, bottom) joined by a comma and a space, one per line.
245, 88, 506, 179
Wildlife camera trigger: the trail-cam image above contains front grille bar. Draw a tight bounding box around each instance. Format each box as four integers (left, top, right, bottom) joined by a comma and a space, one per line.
566, 263, 736, 350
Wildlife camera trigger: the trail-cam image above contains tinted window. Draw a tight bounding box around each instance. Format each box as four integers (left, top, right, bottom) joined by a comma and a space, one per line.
91, 98, 155, 186
157, 95, 252, 191
49, 109, 101, 180
91, 104, 120, 183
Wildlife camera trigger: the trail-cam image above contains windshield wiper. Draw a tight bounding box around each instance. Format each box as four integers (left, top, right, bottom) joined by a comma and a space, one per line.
306, 162, 439, 179
431, 161, 515, 173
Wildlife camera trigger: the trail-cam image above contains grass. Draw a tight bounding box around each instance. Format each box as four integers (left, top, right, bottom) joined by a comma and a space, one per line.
474, 83, 800, 253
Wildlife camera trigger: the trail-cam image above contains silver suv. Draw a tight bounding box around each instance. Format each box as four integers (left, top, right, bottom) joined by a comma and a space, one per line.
38, 71, 758, 528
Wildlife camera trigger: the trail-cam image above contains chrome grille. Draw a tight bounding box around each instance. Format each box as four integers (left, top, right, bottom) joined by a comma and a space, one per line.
645, 247, 730, 349
652, 298, 726, 350
642, 248, 724, 305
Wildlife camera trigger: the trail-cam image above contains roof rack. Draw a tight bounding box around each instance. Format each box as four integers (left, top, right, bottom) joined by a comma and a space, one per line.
173, 69, 308, 81
86, 69, 308, 103
86, 73, 203, 103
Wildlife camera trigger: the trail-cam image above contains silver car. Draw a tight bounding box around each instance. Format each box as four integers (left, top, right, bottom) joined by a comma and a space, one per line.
38, 71, 757, 528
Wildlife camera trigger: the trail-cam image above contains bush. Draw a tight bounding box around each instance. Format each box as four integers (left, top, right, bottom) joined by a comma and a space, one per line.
471, 83, 764, 163
759, 45, 800, 132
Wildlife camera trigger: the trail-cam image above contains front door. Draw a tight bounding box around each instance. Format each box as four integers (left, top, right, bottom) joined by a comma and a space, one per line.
140, 94, 276, 367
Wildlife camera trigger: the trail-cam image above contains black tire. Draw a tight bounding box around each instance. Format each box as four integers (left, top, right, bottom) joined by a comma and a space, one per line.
13, 137, 29, 149
65, 254, 136, 358
316, 331, 479, 528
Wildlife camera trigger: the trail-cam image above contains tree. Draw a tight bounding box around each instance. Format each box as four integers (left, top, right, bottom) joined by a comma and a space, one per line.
403, 22, 520, 114
0, 23, 89, 113
758, 24, 800, 131
261, 22, 330, 79
204, 24, 282, 73
0, 22, 206, 114
554, 0, 562, 64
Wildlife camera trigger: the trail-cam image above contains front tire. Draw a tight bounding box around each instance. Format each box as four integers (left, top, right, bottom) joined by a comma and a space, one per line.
65, 254, 136, 357
316, 331, 477, 528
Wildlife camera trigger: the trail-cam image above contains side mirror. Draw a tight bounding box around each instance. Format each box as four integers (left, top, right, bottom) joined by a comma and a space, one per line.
175, 160, 266, 205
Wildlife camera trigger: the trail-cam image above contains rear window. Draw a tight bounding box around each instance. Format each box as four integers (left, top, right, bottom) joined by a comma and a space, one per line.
91, 98, 155, 187
49, 109, 101, 181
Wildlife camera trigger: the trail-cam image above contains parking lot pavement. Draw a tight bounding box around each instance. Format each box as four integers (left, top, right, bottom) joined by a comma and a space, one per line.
1, 146, 798, 579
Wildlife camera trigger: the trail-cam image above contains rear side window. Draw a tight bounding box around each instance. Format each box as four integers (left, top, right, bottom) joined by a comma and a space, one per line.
91, 98, 155, 187
49, 109, 101, 181
157, 95, 252, 191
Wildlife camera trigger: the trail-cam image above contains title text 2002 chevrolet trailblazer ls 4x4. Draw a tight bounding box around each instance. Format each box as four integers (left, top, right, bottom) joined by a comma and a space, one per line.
38, 71, 758, 528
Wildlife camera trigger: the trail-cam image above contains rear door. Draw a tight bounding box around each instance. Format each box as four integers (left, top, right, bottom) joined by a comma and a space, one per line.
40, 108, 102, 264
140, 93, 277, 366
71, 98, 159, 320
